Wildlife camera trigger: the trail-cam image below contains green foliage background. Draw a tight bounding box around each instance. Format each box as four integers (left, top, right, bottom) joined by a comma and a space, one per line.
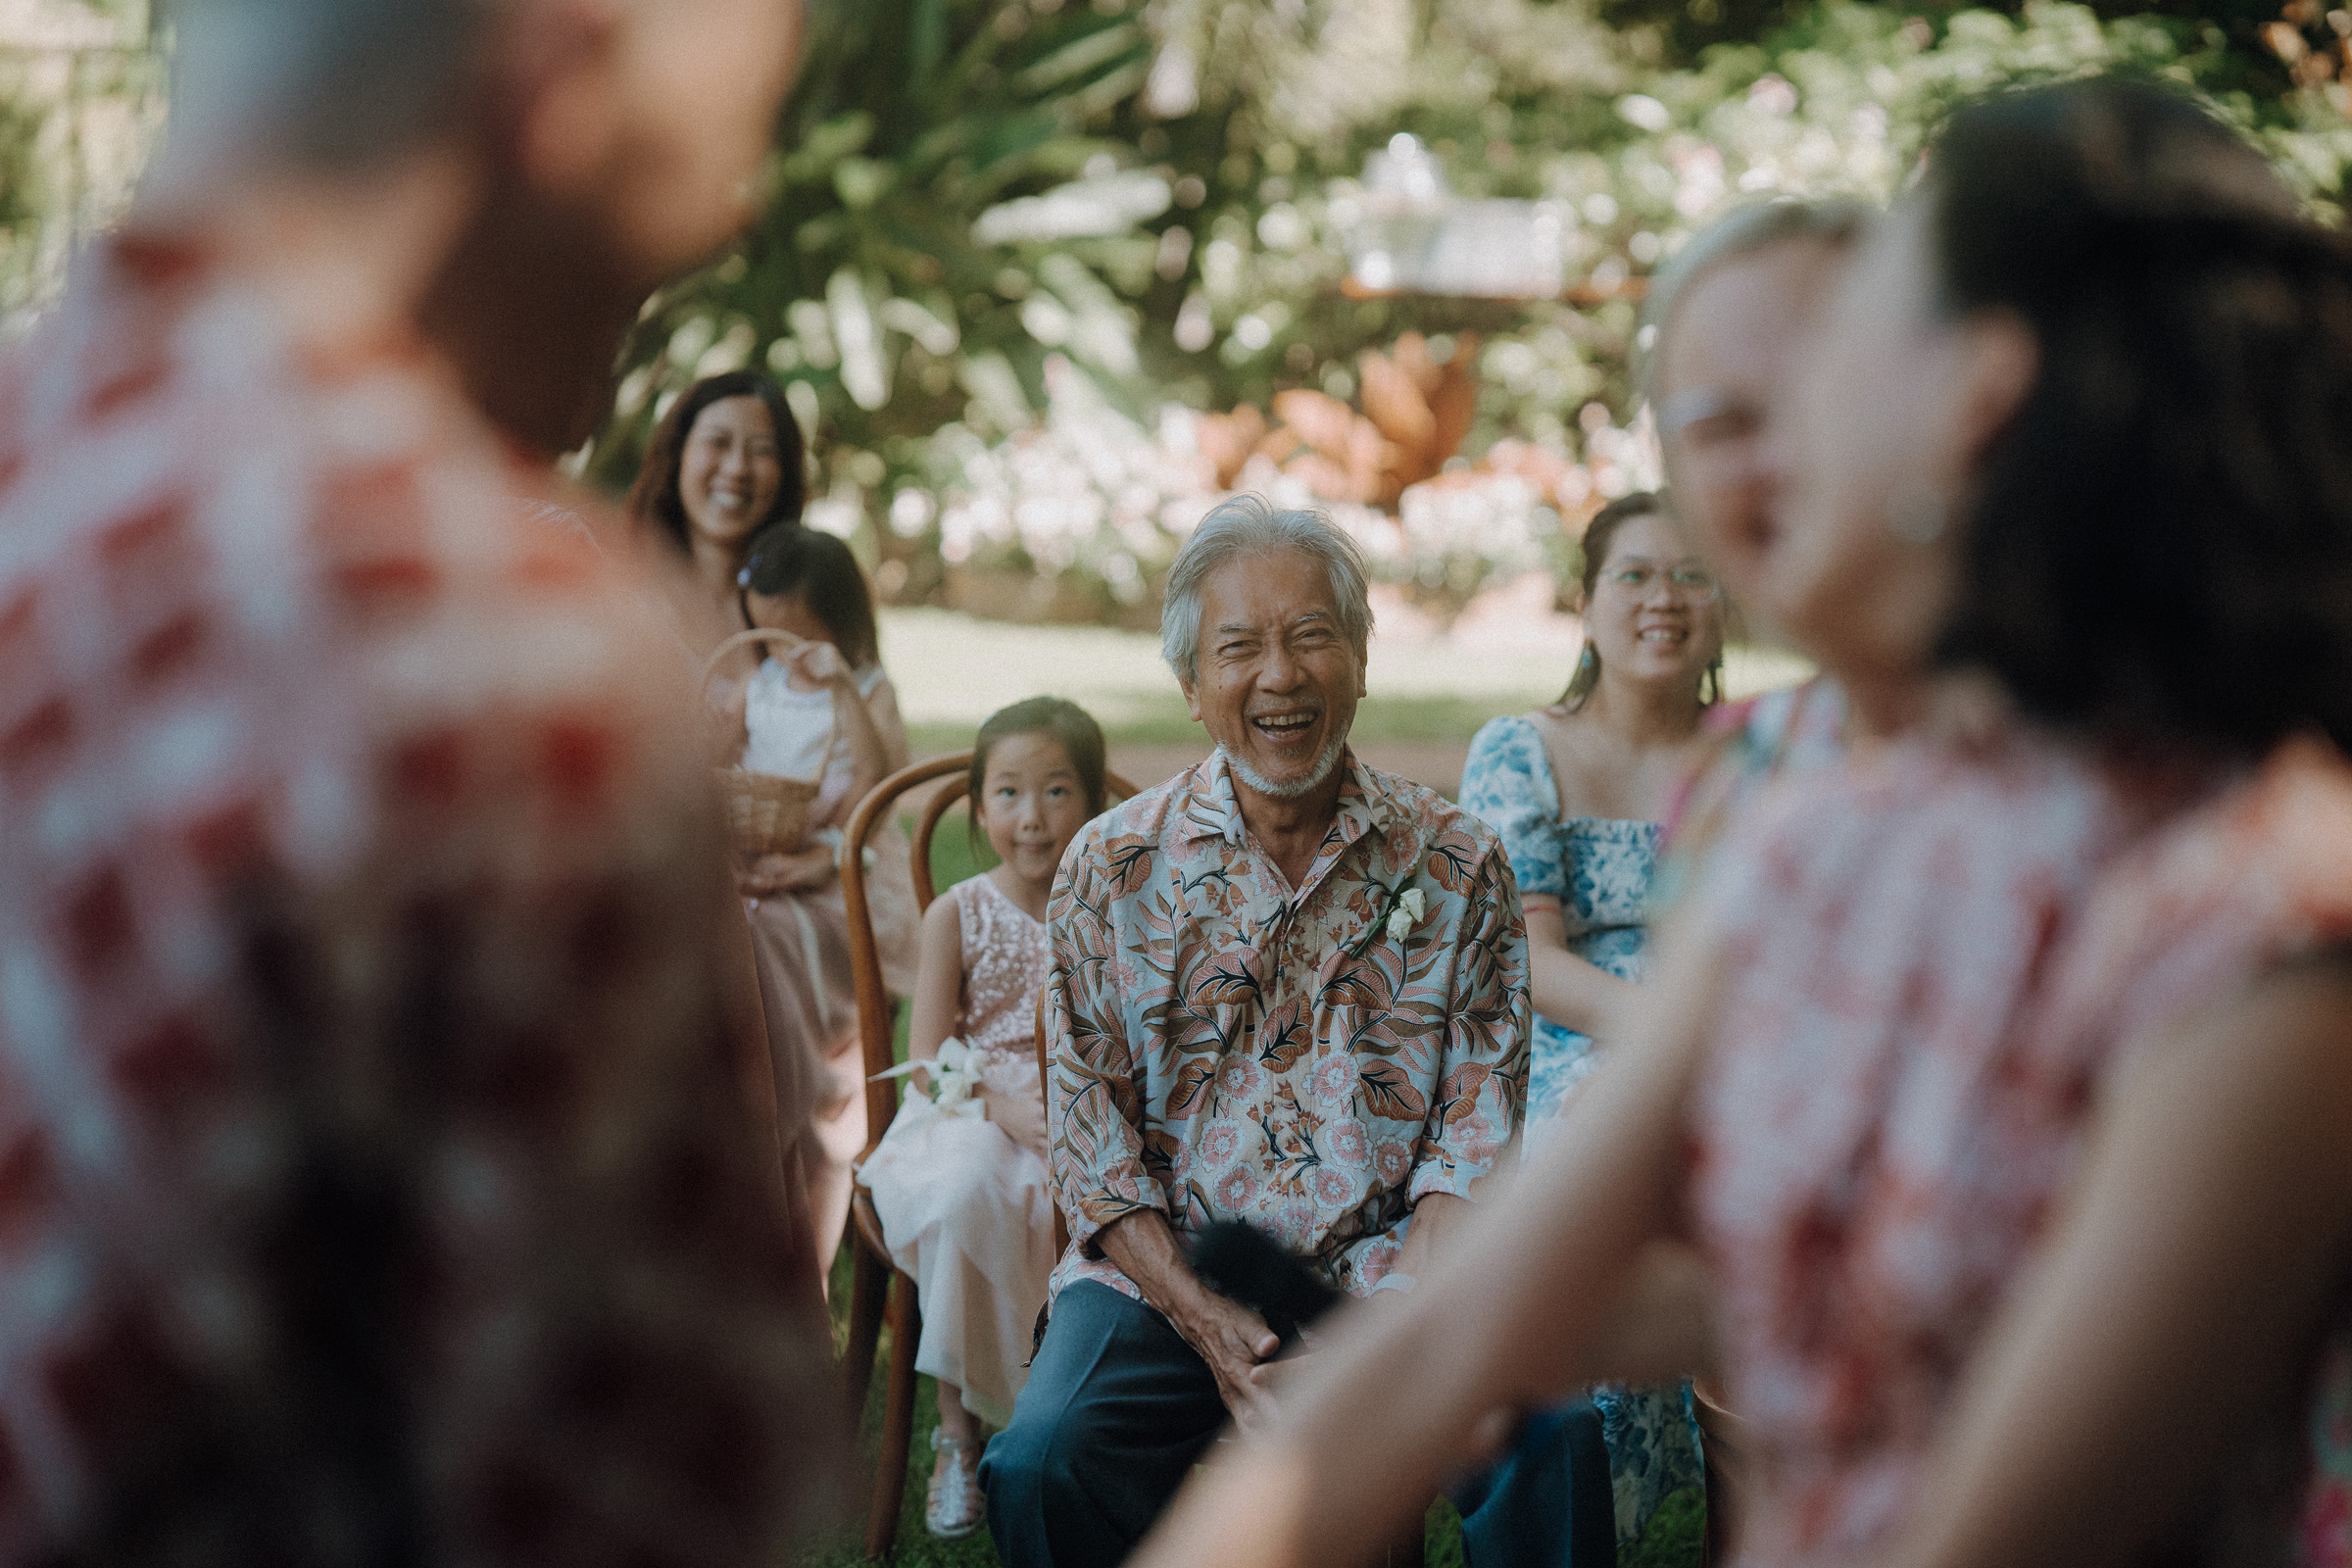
0, 0, 169, 332
581, 0, 2352, 617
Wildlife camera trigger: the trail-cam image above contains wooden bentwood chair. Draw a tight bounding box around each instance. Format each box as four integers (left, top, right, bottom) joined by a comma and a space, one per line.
837, 754, 1135, 1560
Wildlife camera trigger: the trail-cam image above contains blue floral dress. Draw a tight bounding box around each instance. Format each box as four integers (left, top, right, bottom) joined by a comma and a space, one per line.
1460, 715, 1659, 1128
1460, 713, 1707, 1561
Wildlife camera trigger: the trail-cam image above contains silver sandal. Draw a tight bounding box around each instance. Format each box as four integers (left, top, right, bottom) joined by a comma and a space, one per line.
925, 1430, 985, 1541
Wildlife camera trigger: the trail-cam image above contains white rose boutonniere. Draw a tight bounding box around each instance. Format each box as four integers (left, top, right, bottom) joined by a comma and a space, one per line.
1350, 881, 1428, 959
1386, 887, 1427, 944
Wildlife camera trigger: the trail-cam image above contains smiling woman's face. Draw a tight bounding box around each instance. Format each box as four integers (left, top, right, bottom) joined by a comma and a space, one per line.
1181, 549, 1366, 802
1580, 510, 1726, 695
678, 395, 783, 553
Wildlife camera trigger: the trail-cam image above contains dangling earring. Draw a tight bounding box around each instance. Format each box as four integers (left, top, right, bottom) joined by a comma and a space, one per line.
1562, 640, 1601, 711
1702, 653, 1724, 707
1886, 480, 1949, 545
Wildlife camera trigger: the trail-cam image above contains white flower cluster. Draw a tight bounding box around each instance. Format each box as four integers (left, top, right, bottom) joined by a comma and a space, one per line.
932, 360, 1221, 603
921, 357, 1659, 614
872, 1036, 988, 1119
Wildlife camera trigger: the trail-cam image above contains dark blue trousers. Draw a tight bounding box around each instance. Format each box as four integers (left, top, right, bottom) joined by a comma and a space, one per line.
1450, 1400, 1619, 1568
979, 1282, 1229, 1568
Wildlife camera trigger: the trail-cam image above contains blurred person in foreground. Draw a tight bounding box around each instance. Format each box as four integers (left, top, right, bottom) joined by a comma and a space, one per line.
0, 0, 843, 1563
1451, 489, 1727, 1566
1128, 75, 2352, 1568
978, 497, 1529, 1568
1641, 193, 1871, 1554
1642, 198, 1866, 897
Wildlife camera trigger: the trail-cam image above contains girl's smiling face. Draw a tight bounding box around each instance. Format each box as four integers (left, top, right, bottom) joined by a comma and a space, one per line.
978, 732, 1091, 888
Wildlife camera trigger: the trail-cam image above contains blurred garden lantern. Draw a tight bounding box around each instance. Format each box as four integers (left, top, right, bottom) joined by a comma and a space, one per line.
1341, 134, 1568, 300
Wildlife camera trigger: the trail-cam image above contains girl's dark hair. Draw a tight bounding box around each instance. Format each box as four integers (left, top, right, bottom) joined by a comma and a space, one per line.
625, 372, 807, 561
1929, 76, 2352, 757
739, 526, 879, 670
1558, 490, 1721, 710
968, 699, 1109, 834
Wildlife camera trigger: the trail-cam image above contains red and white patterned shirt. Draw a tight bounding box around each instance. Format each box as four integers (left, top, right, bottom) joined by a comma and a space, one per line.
1687, 726, 2156, 1566
0, 233, 837, 1562
1687, 723, 2352, 1567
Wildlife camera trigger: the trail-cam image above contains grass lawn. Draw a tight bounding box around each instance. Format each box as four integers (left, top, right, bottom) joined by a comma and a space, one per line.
882, 606, 1811, 760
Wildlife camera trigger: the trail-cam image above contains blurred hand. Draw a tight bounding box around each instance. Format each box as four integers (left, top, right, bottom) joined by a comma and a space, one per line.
738, 853, 794, 896
738, 846, 835, 896
787, 639, 850, 687
986, 1081, 1048, 1158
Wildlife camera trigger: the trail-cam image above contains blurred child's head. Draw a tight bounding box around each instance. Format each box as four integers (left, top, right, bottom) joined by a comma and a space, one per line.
968, 698, 1107, 883
738, 525, 879, 667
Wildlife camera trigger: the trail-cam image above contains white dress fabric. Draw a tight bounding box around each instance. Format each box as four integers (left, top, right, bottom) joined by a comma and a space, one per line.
738, 658, 918, 1273
858, 875, 1058, 1426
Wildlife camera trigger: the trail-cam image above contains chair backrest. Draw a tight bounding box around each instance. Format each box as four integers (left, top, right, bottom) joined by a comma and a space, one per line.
839, 754, 1137, 1160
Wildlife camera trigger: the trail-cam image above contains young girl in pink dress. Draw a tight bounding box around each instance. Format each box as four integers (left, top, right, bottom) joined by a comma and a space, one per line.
858, 697, 1108, 1541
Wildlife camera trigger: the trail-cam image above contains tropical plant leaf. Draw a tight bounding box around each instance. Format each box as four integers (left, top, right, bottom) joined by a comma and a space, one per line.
1357, 1059, 1429, 1124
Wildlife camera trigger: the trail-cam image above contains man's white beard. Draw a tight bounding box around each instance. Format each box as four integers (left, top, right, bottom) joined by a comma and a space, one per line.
1222, 733, 1347, 800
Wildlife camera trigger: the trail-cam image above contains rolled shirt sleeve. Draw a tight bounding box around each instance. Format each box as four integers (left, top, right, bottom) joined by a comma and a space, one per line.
1046, 824, 1168, 1256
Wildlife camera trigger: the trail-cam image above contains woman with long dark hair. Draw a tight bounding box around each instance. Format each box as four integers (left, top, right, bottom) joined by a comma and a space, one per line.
1130, 75, 2352, 1568
628, 370, 807, 609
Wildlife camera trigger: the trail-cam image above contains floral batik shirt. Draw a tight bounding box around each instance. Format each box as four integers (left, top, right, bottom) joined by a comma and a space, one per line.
1044, 749, 1529, 1308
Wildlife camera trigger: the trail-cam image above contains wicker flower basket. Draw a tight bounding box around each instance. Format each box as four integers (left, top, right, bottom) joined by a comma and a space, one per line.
704, 628, 826, 861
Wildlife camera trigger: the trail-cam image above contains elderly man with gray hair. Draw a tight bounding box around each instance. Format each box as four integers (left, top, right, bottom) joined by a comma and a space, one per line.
978, 496, 1530, 1568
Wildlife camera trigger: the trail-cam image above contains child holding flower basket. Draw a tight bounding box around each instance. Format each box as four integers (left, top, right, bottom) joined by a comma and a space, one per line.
858, 697, 1110, 1541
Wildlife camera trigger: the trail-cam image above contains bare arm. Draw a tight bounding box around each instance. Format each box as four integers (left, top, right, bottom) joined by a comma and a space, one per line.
1130, 908, 1731, 1568
898, 892, 965, 1093
1390, 1190, 1468, 1283
1887, 954, 2352, 1568
1525, 904, 1643, 1042
1098, 1209, 1282, 1429
863, 672, 912, 773
826, 667, 887, 812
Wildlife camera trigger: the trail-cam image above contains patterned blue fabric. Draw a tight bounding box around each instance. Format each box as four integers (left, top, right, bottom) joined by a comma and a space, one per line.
1459, 716, 1660, 1126
1459, 714, 1705, 1558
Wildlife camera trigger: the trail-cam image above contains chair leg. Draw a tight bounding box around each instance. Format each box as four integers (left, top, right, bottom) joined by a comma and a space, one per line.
864, 1269, 923, 1561
841, 1237, 888, 1441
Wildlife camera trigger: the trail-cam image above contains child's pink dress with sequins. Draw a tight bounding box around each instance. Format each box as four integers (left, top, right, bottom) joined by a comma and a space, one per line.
858, 874, 1058, 1426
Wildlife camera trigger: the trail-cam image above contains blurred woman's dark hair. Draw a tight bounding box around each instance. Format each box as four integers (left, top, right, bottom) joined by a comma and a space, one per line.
739, 524, 879, 671
1928, 75, 2352, 758
967, 698, 1110, 855
626, 371, 806, 561
1558, 490, 1721, 710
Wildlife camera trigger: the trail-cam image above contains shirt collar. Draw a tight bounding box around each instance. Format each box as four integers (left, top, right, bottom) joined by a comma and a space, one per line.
1177, 746, 1393, 857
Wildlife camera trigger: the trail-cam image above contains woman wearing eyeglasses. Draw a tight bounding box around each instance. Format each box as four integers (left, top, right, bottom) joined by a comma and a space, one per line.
1464, 490, 1727, 1131
1454, 488, 1725, 1565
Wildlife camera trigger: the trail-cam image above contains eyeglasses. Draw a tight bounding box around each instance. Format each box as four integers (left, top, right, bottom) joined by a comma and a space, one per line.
1597, 563, 1721, 604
